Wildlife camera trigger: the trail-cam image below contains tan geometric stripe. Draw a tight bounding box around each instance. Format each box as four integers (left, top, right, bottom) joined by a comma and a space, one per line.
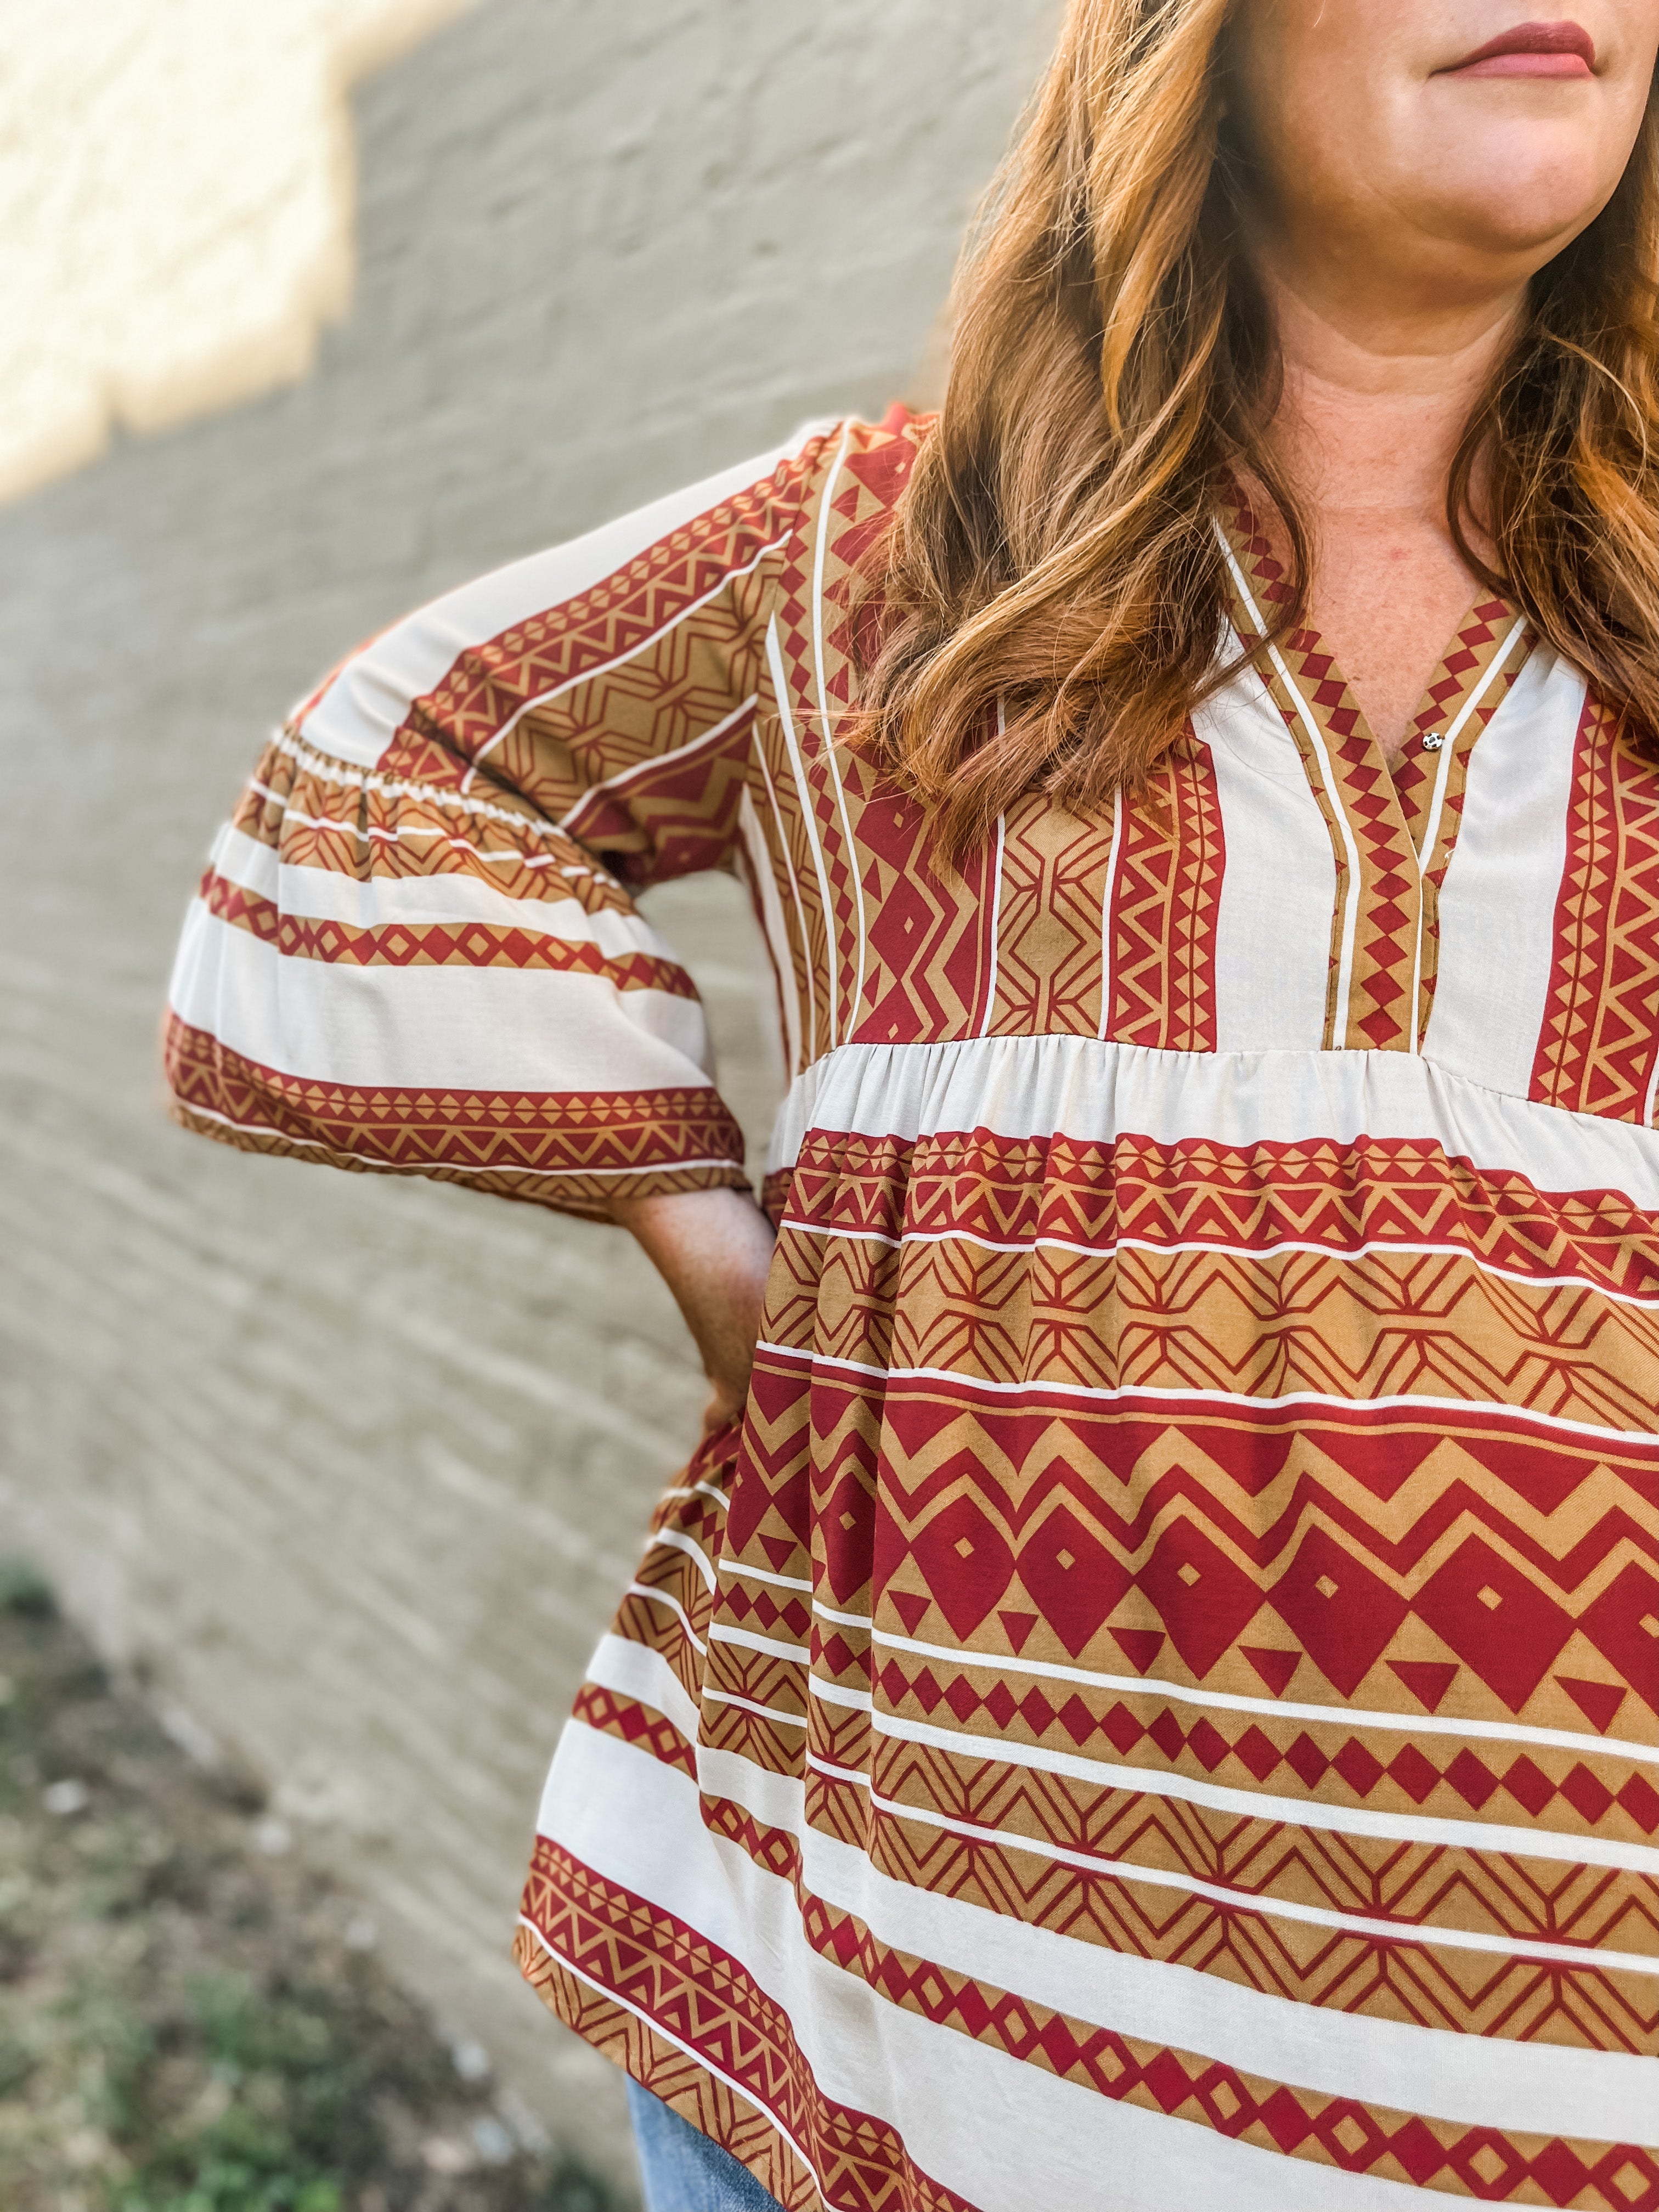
761, 1223, 1659, 1431
162, 1012, 748, 1220
779, 1126, 1659, 1300
197, 870, 697, 995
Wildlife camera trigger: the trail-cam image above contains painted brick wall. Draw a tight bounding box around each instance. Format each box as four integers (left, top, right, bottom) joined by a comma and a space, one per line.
0, 0, 1054, 2179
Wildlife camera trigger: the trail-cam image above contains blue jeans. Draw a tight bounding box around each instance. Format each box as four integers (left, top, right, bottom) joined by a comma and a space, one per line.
626, 2078, 787, 2212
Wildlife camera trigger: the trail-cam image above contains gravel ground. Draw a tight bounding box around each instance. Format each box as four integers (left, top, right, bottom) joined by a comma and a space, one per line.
0, 1563, 630, 2212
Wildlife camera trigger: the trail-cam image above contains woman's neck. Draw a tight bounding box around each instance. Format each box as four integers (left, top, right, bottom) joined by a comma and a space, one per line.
1250, 269, 1527, 762
1262, 271, 1521, 554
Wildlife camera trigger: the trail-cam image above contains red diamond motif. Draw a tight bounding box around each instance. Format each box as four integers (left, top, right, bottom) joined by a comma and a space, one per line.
1018, 1688, 1054, 1734
1445, 1747, 1498, 1808
1147, 1710, 1185, 1760
983, 1683, 1018, 1730
1103, 1702, 1144, 1756
1559, 1763, 1613, 1823
1500, 1755, 1555, 1817
1234, 1725, 1282, 1781
1017, 1504, 1131, 1658
909, 1494, 1014, 1641
1139, 1520, 1263, 1679
1058, 1694, 1097, 1746
1332, 1739, 1384, 1797
1388, 1743, 1440, 1804
1616, 1773, 1659, 1833
1187, 1718, 1229, 1772
1527, 2141, 1591, 2209
1269, 1527, 1408, 1696
1285, 1733, 1329, 1788
1414, 1536, 1573, 1713
944, 1674, 980, 1724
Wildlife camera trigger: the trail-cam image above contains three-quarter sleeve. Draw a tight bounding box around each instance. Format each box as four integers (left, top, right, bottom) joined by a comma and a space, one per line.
163, 425, 830, 1221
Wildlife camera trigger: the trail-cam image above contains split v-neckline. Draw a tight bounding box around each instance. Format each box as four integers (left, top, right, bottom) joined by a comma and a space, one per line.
1213, 481, 1535, 1054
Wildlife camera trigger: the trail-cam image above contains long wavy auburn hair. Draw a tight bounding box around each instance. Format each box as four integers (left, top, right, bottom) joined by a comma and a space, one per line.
853, 0, 1659, 851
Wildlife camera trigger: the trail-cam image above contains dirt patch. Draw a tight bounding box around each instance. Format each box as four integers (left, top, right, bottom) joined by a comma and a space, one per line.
0, 1562, 631, 2212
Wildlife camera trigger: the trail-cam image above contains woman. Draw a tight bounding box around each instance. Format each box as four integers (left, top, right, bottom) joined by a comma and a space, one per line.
165, 3, 1659, 2206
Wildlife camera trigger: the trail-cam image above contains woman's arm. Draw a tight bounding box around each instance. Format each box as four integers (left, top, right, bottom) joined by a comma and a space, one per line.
611, 1187, 776, 1432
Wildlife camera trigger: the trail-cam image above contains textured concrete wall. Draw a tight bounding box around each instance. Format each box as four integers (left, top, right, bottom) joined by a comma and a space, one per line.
0, 0, 1054, 2181
0, 0, 476, 501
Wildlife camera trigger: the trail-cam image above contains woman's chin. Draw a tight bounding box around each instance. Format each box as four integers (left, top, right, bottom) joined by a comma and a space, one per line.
1401, 155, 1613, 263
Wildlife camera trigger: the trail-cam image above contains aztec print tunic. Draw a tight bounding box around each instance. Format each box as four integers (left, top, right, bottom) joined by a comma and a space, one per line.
166, 414, 1658, 2212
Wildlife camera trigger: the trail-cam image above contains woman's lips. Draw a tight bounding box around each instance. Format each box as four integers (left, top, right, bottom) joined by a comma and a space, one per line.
1438, 19, 1596, 77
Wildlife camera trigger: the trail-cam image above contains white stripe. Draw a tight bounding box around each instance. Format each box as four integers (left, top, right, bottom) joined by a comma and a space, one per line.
753, 658, 819, 1064
766, 1032, 1659, 1215
869, 1706, 1659, 1874
721, 1558, 814, 1594
767, 614, 839, 1047
979, 810, 1006, 1039
1408, 618, 1534, 1056
1216, 529, 1364, 1042
712, 1623, 812, 1668
780, 1212, 1659, 1314
585, 1632, 702, 1743
650, 1527, 717, 1596
168, 901, 716, 1092
1424, 649, 1584, 1094
267, 729, 570, 834
544, 1724, 1654, 2192
704, 1688, 806, 1729
736, 783, 802, 1077
654, 1481, 731, 1511
812, 422, 869, 1036
624, 1582, 707, 1657
298, 426, 825, 766
1201, 676, 1336, 1052
1097, 790, 1125, 1041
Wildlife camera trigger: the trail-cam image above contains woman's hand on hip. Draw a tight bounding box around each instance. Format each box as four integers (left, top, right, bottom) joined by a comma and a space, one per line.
609, 1186, 776, 1434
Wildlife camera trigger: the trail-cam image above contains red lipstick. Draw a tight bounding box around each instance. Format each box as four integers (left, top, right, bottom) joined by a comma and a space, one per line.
1438, 19, 1596, 77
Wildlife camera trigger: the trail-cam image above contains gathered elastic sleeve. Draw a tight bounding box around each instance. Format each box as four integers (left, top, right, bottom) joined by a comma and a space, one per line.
163, 425, 831, 1221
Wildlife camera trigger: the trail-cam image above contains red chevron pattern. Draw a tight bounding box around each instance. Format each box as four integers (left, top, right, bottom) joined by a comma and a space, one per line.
1105, 730, 1225, 1051
1531, 694, 1659, 1125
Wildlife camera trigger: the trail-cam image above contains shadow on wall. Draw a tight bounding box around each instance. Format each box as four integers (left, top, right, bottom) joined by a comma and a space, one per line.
0, 0, 1057, 2183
